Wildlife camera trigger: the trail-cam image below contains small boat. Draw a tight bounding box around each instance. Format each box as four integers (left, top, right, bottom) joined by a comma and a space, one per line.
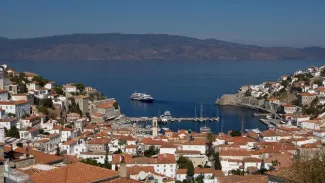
200, 126, 211, 133
162, 128, 169, 131
178, 119, 182, 122
209, 119, 214, 122
193, 118, 198, 122
214, 117, 220, 121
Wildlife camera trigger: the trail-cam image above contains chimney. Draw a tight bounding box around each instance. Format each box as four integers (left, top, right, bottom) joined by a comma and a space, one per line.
119, 155, 127, 178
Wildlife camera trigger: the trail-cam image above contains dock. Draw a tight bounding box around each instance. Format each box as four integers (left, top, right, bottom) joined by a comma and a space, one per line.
127, 117, 219, 122
260, 119, 280, 127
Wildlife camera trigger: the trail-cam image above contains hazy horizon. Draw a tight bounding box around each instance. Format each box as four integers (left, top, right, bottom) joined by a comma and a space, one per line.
2, 0, 325, 48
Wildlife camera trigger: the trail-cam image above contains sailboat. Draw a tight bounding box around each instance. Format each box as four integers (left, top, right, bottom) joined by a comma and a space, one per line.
215, 106, 220, 121
193, 106, 198, 122
199, 103, 204, 122
200, 103, 211, 132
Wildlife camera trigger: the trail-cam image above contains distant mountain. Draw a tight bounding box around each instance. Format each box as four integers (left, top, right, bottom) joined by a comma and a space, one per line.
0, 33, 324, 60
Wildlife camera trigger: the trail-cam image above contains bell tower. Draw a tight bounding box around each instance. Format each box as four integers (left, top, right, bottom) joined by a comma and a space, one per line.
152, 117, 158, 137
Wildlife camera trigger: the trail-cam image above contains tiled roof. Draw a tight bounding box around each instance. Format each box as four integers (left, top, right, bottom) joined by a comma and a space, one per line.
176, 169, 187, 174
0, 100, 29, 105
30, 163, 119, 183
103, 177, 141, 183
63, 139, 78, 146
14, 147, 64, 164
299, 92, 316, 96
219, 150, 251, 157
219, 175, 268, 183
87, 138, 110, 144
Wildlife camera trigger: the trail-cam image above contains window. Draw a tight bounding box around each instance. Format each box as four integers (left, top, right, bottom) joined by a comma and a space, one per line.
170, 165, 172, 167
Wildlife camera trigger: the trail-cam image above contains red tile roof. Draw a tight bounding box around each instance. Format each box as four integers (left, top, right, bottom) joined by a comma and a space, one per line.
0, 100, 29, 105
30, 163, 119, 183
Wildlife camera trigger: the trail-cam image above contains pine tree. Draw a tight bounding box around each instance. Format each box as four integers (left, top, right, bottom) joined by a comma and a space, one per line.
213, 152, 222, 170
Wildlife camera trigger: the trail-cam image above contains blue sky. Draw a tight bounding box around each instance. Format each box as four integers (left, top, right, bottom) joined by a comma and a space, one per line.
1, 0, 325, 47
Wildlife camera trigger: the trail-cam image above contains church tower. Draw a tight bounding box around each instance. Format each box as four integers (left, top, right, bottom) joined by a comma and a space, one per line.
152, 117, 158, 137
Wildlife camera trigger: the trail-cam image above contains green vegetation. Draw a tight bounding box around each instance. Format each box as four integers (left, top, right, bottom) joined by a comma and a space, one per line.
195, 174, 204, 183
177, 156, 194, 177
144, 145, 159, 157
212, 152, 222, 170
32, 75, 49, 86
118, 140, 127, 149
206, 133, 216, 157
81, 158, 112, 169
9, 72, 28, 84
5, 126, 20, 138
53, 85, 64, 95
73, 83, 85, 92
55, 144, 61, 156
7, 113, 16, 118
113, 102, 119, 110
68, 97, 82, 116
88, 92, 107, 101
230, 130, 241, 137
231, 169, 245, 175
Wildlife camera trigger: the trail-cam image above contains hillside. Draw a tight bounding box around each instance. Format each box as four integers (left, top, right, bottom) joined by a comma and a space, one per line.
0, 33, 324, 60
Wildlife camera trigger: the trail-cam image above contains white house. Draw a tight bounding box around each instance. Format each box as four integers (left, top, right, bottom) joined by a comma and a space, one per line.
63, 84, 77, 93
45, 81, 56, 90
79, 152, 112, 164
61, 139, 78, 155
0, 100, 30, 117
125, 144, 137, 155
60, 128, 75, 142
26, 82, 40, 91
20, 115, 41, 128
0, 90, 9, 101
181, 141, 206, 154
19, 128, 39, 140
159, 143, 177, 154
112, 154, 177, 178
300, 120, 322, 130
0, 118, 17, 129
313, 130, 325, 138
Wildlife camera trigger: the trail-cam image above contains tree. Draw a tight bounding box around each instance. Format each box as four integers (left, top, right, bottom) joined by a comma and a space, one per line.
39, 98, 53, 108
7, 113, 16, 118
118, 140, 127, 149
195, 174, 204, 183
73, 83, 85, 92
310, 97, 319, 107
144, 145, 159, 157
213, 152, 222, 170
113, 102, 119, 110
32, 75, 49, 86
230, 131, 241, 137
55, 144, 61, 156
206, 133, 216, 157
7, 126, 20, 138
177, 156, 194, 177
53, 85, 64, 95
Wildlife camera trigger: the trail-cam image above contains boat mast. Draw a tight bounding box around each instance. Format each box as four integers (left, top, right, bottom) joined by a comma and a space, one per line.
200, 103, 203, 122
195, 106, 197, 118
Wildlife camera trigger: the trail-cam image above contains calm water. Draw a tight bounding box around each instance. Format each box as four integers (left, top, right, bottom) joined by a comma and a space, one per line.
5, 59, 325, 133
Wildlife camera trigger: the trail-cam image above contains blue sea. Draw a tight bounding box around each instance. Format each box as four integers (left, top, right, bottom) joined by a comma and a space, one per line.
5, 59, 325, 133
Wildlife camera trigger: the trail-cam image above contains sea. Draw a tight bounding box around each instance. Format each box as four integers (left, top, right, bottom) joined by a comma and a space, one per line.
5, 59, 325, 133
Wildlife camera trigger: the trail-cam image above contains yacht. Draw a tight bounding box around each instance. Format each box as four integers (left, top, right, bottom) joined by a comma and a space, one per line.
160, 110, 172, 121
130, 92, 154, 102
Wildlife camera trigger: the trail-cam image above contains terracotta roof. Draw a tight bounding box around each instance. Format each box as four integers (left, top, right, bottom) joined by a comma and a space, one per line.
30, 163, 119, 183
176, 150, 201, 154
87, 138, 110, 144
0, 100, 29, 105
103, 177, 141, 183
61, 127, 73, 131
14, 147, 64, 164
46, 133, 60, 139
24, 115, 39, 121
18, 168, 45, 176
315, 87, 325, 91
126, 145, 137, 148
160, 143, 177, 148
29, 128, 39, 133
97, 101, 115, 109
219, 175, 268, 183
176, 169, 187, 174
0, 118, 17, 122
63, 139, 78, 146
23, 72, 38, 77
219, 150, 251, 157
38, 139, 50, 143
0, 89, 8, 94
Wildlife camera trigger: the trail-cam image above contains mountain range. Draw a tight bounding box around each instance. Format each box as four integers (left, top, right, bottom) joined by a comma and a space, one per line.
0, 33, 325, 60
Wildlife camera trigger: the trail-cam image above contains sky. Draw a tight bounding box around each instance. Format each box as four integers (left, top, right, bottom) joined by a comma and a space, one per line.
1, 0, 325, 47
